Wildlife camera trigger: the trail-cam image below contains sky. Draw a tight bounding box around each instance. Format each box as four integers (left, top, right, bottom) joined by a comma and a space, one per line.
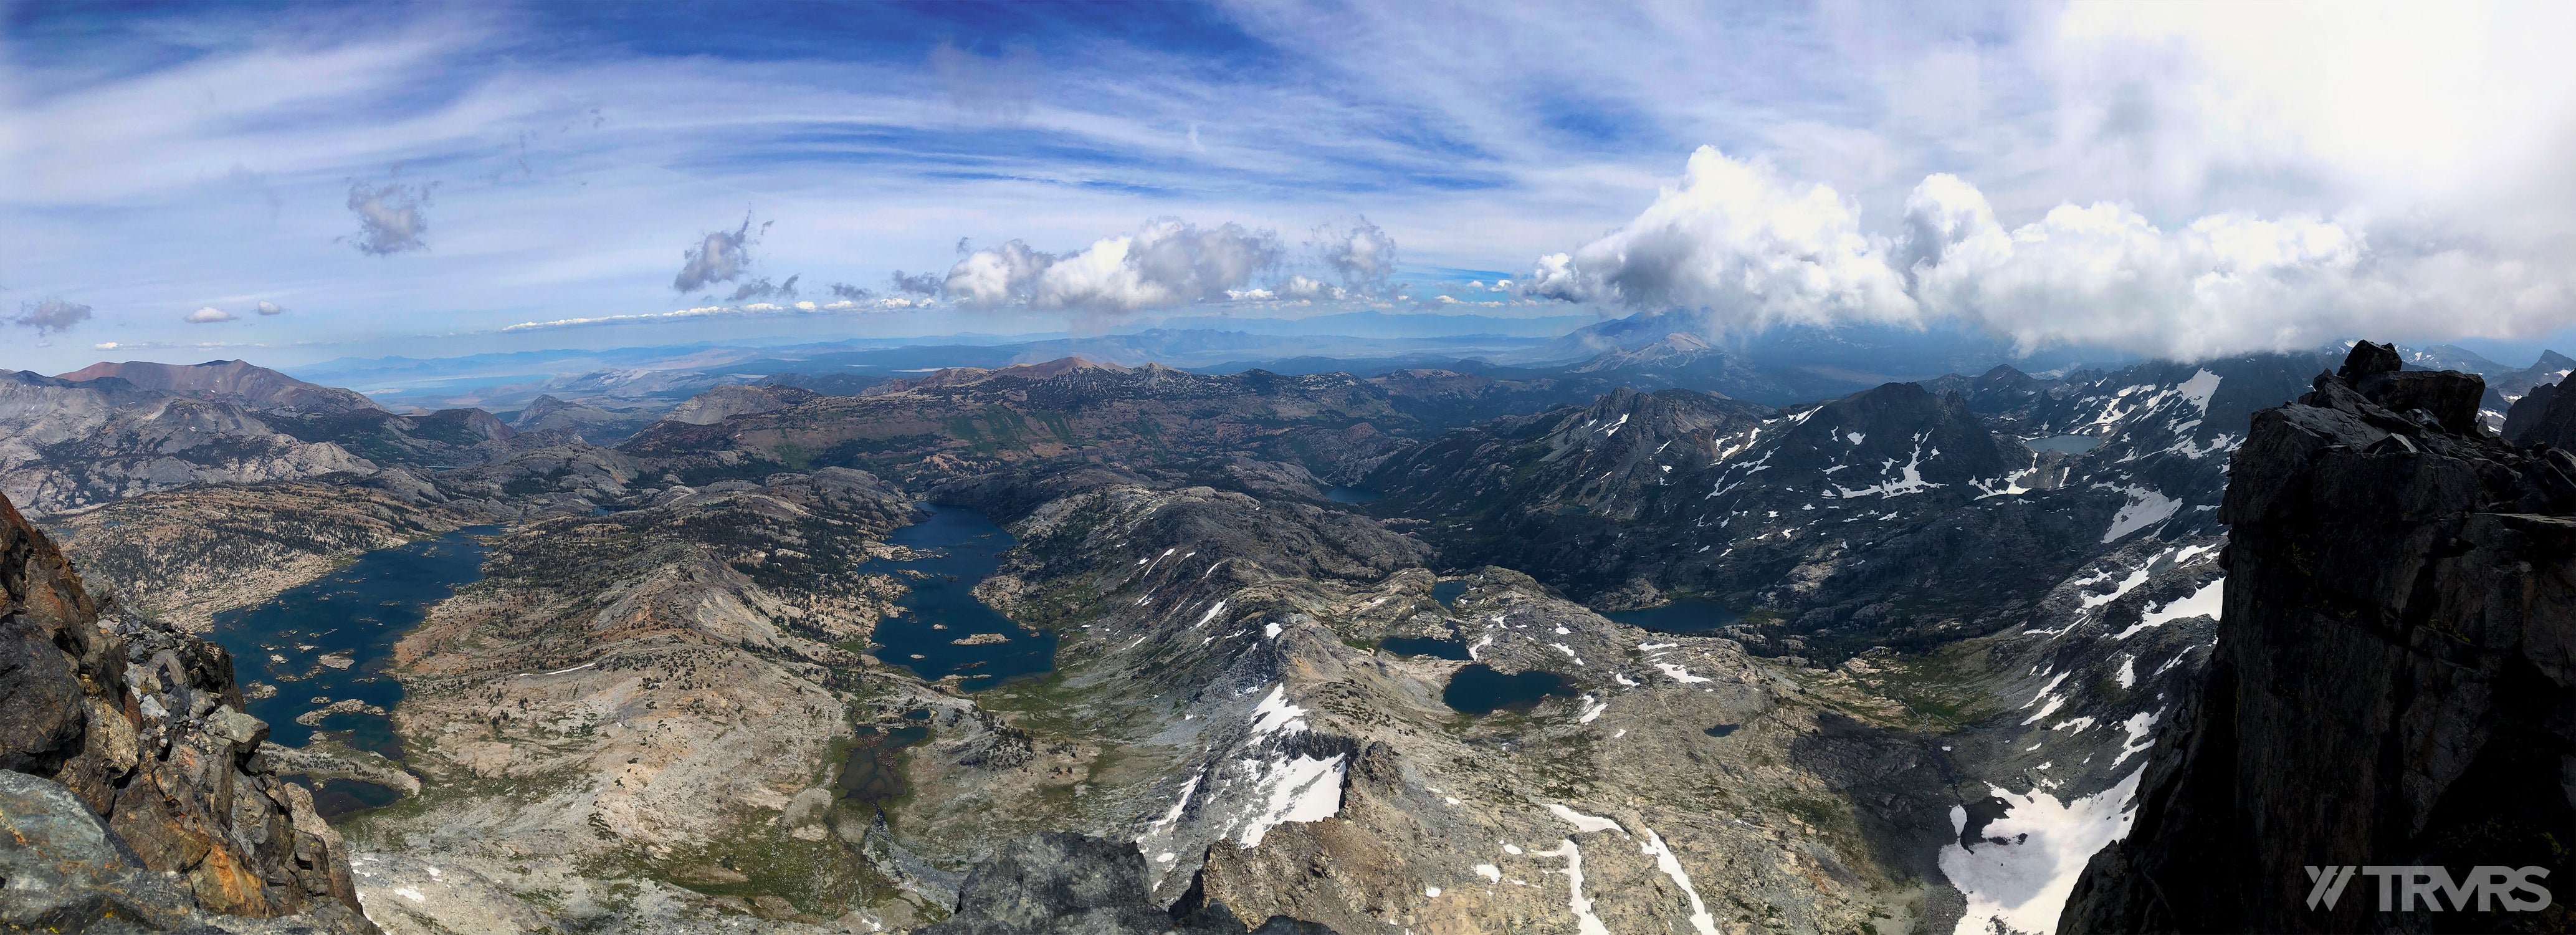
6, 0, 2576, 373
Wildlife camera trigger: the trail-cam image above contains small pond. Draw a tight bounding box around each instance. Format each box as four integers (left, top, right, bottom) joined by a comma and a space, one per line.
1325, 486, 1382, 504
209, 525, 499, 758
1442, 664, 1576, 715
1431, 580, 1467, 605
839, 712, 933, 806
2023, 434, 2104, 454
1605, 597, 1743, 635
862, 504, 1055, 690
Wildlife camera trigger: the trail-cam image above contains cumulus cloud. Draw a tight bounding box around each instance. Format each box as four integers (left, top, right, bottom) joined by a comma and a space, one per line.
1901, 175, 2570, 360
1311, 216, 1398, 295
11, 298, 92, 334
673, 216, 768, 293
256, 300, 285, 315
1525, 146, 1920, 331
940, 219, 1284, 314
1529, 146, 2576, 360
184, 307, 236, 323
343, 175, 435, 256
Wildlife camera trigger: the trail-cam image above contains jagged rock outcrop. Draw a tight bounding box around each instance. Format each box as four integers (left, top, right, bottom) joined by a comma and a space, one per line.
2059, 342, 2576, 933
922, 832, 1332, 934
2504, 378, 2576, 451
0, 491, 377, 933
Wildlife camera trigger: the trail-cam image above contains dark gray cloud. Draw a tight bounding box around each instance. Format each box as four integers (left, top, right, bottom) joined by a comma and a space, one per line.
673, 216, 768, 292
343, 175, 436, 255
726, 274, 799, 302
829, 282, 875, 300
889, 271, 942, 296
12, 298, 92, 334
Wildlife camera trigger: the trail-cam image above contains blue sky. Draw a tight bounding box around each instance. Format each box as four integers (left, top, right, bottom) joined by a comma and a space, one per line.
7, 1, 2575, 372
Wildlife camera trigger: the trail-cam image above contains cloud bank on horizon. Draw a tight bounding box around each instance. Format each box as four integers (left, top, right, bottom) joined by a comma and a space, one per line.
3, 1, 2574, 367
1524, 148, 2571, 361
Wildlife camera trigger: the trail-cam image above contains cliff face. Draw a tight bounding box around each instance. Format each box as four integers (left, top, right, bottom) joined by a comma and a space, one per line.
2059, 342, 2576, 933
0, 490, 378, 933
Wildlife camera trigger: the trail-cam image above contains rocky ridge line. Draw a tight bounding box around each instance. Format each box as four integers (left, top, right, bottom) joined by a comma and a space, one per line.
2059, 342, 2576, 933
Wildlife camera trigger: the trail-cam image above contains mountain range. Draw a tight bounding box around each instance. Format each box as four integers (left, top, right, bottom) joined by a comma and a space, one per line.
1, 324, 2570, 934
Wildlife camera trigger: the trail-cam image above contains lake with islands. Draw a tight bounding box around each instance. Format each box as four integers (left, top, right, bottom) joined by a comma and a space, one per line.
209, 525, 498, 815
862, 503, 1056, 690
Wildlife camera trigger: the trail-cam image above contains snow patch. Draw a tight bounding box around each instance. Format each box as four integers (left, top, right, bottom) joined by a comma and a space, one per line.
2098, 486, 2181, 543
1654, 663, 1712, 684
1940, 769, 2147, 935
1640, 827, 1720, 935
1532, 840, 1611, 935
1547, 803, 1626, 836
2112, 710, 2161, 767
2114, 577, 2224, 639
1247, 686, 1309, 736
1233, 754, 1346, 847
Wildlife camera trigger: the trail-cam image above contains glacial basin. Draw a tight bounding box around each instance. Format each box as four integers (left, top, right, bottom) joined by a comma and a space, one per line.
862, 503, 1055, 690
209, 526, 499, 759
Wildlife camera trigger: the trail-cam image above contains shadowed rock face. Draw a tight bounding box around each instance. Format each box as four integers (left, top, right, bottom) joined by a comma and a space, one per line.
923, 832, 1335, 935
2059, 342, 2576, 934
0, 489, 378, 933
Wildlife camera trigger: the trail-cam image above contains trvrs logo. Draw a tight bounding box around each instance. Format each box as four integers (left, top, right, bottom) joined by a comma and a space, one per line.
2304, 866, 2553, 911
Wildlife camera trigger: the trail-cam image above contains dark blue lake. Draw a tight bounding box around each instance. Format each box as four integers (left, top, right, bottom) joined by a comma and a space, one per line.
1442, 664, 1575, 715
864, 504, 1054, 690
1325, 486, 1381, 504
209, 526, 498, 756
1605, 597, 1743, 634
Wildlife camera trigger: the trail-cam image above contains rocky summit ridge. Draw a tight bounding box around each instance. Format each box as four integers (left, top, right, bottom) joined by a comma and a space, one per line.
2060, 342, 2576, 933
0, 489, 378, 933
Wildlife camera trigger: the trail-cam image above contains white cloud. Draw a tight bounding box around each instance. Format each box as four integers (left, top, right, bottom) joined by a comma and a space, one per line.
184, 306, 237, 323
1901, 174, 2570, 360
942, 218, 1283, 314
1312, 216, 1398, 295
1523, 146, 1920, 332
1530, 148, 2576, 360
256, 300, 285, 315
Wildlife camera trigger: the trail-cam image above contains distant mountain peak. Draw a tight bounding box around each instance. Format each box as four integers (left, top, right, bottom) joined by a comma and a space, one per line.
56, 359, 379, 415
